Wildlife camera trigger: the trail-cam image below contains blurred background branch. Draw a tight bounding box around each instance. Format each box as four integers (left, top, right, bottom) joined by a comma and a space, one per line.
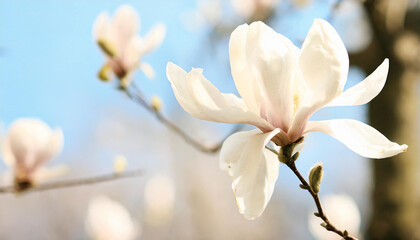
122, 82, 242, 154
0, 168, 143, 194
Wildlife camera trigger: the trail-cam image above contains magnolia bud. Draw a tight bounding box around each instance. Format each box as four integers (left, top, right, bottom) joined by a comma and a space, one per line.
278, 137, 304, 163
344, 230, 349, 236
14, 175, 33, 192
151, 96, 162, 112
113, 155, 127, 174
278, 152, 288, 164
309, 163, 323, 193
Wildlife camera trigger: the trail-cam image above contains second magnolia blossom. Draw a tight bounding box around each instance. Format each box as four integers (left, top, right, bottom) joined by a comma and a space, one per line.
86, 196, 139, 240
166, 19, 407, 219
1, 118, 65, 190
93, 5, 166, 87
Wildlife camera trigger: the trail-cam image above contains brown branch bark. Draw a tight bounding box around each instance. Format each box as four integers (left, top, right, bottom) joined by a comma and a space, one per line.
285, 159, 357, 240
0, 169, 143, 194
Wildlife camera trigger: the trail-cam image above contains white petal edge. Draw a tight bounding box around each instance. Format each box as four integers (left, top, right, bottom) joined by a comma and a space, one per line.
93, 12, 110, 41
229, 23, 260, 114
110, 5, 140, 53
305, 119, 407, 159
138, 23, 166, 57
166, 62, 274, 131
139, 62, 155, 79
328, 59, 389, 107
220, 128, 280, 219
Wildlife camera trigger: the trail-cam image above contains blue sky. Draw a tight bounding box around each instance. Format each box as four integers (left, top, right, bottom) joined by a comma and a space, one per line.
0, 1, 371, 237
0, 0, 370, 196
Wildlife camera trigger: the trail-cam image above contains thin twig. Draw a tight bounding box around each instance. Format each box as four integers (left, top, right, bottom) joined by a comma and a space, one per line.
123, 82, 242, 153
264, 146, 357, 240
0, 169, 143, 194
285, 159, 357, 240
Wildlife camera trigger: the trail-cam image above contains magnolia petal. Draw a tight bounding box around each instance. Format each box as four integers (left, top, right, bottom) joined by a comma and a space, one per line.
121, 36, 143, 70
220, 128, 280, 219
29, 127, 64, 173
305, 119, 407, 159
138, 23, 166, 57
1, 137, 15, 167
93, 12, 110, 41
229, 24, 261, 113
86, 196, 137, 240
3, 119, 64, 172
328, 59, 389, 107
110, 5, 140, 53
245, 21, 300, 130
299, 19, 349, 100
289, 19, 349, 141
139, 62, 155, 79
166, 62, 274, 130
231, 0, 256, 18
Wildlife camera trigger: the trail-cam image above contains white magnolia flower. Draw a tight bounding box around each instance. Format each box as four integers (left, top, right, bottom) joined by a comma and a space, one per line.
144, 174, 175, 226
230, 0, 280, 21
166, 19, 407, 219
86, 196, 139, 240
1, 118, 64, 190
93, 5, 166, 87
309, 194, 361, 240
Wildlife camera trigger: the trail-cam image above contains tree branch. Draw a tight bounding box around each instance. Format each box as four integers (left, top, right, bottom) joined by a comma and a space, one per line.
123, 82, 242, 153
265, 146, 357, 240
285, 160, 356, 240
0, 168, 143, 194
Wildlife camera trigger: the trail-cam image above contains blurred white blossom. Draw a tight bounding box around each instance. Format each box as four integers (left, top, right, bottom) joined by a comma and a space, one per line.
1, 118, 64, 190
86, 196, 139, 240
144, 174, 175, 226
166, 19, 407, 219
186, 0, 223, 30
292, 0, 312, 8
230, 0, 280, 21
333, 0, 372, 53
309, 194, 361, 240
93, 5, 166, 87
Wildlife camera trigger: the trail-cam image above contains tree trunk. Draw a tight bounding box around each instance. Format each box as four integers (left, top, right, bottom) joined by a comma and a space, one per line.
350, 1, 420, 239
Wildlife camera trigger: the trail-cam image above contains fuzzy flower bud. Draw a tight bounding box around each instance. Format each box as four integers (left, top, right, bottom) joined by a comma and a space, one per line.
113, 155, 127, 174
151, 96, 162, 112
309, 163, 323, 193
